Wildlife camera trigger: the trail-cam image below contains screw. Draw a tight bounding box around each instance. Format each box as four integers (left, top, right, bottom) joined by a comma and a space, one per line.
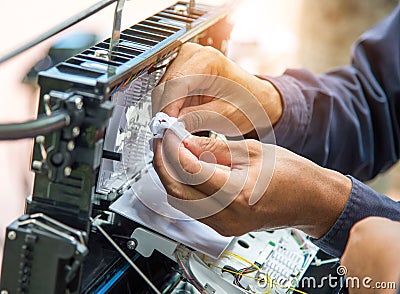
64, 166, 72, 177
174, 4, 188, 14
94, 49, 109, 61
72, 127, 80, 138
35, 136, 45, 144
32, 160, 43, 171
67, 140, 75, 151
43, 94, 52, 116
43, 94, 51, 103
75, 98, 83, 110
7, 231, 16, 241
127, 240, 137, 250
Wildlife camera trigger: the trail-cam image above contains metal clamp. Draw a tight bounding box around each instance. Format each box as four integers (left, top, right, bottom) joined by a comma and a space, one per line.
18, 213, 87, 245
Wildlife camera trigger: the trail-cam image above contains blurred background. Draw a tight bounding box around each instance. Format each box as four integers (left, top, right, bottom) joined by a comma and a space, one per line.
0, 0, 398, 271
227, 0, 400, 198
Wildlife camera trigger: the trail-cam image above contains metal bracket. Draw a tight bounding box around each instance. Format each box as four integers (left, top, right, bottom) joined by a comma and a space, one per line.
109, 0, 126, 60
131, 227, 179, 261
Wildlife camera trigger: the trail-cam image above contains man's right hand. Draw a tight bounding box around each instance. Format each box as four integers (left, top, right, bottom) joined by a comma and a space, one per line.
153, 132, 352, 239
151, 43, 283, 137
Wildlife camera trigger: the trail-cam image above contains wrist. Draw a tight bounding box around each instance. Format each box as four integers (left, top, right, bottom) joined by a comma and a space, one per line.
257, 79, 283, 125
303, 167, 352, 239
223, 59, 283, 126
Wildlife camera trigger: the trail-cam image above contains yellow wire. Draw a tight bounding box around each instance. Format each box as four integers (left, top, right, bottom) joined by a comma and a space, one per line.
222, 250, 261, 271
208, 263, 260, 281
263, 274, 272, 294
214, 251, 308, 294
208, 262, 308, 294
289, 288, 308, 294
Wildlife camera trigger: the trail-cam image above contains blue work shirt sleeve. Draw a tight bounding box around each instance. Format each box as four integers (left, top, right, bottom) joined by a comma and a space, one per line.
314, 176, 400, 257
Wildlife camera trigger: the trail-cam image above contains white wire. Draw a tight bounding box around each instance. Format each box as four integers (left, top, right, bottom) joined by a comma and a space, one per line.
312, 257, 340, 266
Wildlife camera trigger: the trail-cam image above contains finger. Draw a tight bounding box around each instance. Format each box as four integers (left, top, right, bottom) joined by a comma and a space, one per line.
153, 139, 208, 201
162, 129, 216, 186
155, 136, 244, 220
160, 130, 231, 196
180, 94, 214, 111
178, 103, 245, 136
183, 135, 250, 167
155, 44, 221, 115
152, 85, 188, 118
158, 43, 202, 84
183, 135, 231, 166
154, 139, 230, 220
160, 75, 217, 116
180, 156, 230, 196
180, 136, 252, 203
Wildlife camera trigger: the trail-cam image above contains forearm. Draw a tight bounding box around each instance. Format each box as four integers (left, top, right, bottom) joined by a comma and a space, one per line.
296, 166, 352, 239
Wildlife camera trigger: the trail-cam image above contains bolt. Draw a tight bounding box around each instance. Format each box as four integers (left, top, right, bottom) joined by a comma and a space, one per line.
43, 94, 53, 116
43, 94, 51, 103
64, 166, 72, 177
67, 140, 75, 151
72, 127, 80, 138
32, 160, 43, 171
126, 240, 137, 250
75, 98, 83, 110
94, 49, 109, 61
7, 231, 16, 241
174, 4, 187, 14
35, 136, 45, 144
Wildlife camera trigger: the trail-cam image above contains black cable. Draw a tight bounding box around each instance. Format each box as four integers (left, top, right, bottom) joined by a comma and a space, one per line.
0, 0, 117, 64
0, 111, 70, 140
102, 150, 122, 161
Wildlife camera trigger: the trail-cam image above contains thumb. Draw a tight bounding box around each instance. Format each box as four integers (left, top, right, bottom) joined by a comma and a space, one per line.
183, 136, 249, 167
183, 136, 231, 166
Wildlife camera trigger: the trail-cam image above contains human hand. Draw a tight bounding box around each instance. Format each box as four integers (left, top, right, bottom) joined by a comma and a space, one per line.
153, 132, 351, 239
151, 43, 282, 137
341, 217, 400, 294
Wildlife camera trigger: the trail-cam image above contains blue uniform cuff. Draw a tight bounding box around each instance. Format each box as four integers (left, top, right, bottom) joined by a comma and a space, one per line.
313, 176, 400, 257
258, 75, 309, 146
